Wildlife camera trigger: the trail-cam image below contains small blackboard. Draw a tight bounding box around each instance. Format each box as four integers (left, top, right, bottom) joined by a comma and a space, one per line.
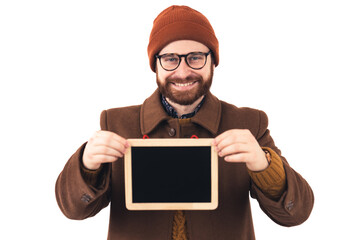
124, 138, 218, 210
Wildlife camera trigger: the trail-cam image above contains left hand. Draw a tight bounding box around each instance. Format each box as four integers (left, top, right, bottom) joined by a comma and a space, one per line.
213, 129, 269, 171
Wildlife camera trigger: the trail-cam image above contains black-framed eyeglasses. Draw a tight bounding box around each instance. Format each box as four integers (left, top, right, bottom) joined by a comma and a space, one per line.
155, 51, 211, 71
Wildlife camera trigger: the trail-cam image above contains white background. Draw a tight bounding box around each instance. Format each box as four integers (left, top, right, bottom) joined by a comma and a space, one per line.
1, 0, 359, 239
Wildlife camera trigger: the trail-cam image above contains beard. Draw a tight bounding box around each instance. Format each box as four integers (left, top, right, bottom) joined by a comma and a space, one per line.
156, 68, 213, 106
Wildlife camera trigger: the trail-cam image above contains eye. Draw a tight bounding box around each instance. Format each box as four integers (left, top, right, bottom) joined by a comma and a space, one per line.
162, 55, 179, 63
188, 54, 205, 62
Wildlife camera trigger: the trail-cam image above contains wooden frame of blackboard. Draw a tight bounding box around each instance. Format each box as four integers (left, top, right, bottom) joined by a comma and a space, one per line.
124, 138, 218, 211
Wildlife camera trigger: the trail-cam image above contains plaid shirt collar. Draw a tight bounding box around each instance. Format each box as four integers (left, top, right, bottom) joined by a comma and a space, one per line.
161, 95, 206, 119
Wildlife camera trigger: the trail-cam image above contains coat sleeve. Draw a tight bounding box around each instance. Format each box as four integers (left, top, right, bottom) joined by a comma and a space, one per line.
250, 110, 314, 227
55, 110, 111, 220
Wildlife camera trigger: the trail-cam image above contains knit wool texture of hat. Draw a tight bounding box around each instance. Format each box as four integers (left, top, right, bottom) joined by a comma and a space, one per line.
147, 5, 219, 72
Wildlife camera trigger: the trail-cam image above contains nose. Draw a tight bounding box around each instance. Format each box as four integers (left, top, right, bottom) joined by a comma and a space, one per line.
174, 57, 192, 78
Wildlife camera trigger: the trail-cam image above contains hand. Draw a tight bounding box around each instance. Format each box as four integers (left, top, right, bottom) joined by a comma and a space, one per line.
83, 130, 129, 170
213, 129, 269, 171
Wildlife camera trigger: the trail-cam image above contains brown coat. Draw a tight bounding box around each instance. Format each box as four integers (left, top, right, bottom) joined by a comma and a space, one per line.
56, 89, 314, 240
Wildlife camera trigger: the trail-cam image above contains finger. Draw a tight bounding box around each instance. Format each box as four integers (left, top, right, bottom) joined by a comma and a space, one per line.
216, 134, 249, 153
224, 153, 249, 163
93, 134, 129, 153
93, 145, 125, 158
215, 129, 250, 142
214, 130, 234, 145
218, 143, 250, 158
96, 140, 128, 156
108, 132, 129, 148
214, 129, 251, 149
91, 155, 120, 164
96, 131, 129, 148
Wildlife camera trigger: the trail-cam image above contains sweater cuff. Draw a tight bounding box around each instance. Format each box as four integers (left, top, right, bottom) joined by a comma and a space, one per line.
80, 160, 105, 188
247, 147, 286, 200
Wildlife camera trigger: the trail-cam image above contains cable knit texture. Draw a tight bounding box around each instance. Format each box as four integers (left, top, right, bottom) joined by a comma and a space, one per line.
80, 156, 105, 188
248, 147, 287, 200
172, 210, 188, 240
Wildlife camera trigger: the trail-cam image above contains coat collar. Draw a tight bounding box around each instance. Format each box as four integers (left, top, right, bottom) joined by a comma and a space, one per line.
140, 89, 222, 136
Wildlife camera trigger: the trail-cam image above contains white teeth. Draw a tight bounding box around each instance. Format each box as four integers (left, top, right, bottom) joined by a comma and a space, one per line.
175, 82, 194, 87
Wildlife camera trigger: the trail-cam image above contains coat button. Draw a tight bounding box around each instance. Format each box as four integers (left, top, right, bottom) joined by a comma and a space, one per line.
286, 200, 294, 211
81, 194, 92, 203
168, 128, 176, 137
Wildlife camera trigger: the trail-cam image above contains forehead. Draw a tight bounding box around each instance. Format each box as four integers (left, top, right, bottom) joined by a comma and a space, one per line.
159, 40, 210, 55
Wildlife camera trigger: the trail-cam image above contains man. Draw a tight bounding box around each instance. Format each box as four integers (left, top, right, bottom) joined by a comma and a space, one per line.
56, 5, 314, 240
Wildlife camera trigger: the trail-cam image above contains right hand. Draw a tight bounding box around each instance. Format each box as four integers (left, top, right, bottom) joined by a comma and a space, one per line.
83, 130, 129, 170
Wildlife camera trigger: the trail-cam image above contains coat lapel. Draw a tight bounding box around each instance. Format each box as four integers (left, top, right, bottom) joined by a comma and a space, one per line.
140, 89, 222, 136
140, 89, 170, 135
191, 92, 221, 136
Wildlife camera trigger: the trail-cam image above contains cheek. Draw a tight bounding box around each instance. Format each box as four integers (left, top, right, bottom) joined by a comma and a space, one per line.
156, 65, 172, 83
156, 70, 168, 85
197, 70, 210, 82
157, 72, 168, 85
203, 63, 214, 80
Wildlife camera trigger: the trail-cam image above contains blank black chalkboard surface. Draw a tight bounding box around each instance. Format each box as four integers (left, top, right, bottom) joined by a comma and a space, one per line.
124, 138, 218, 210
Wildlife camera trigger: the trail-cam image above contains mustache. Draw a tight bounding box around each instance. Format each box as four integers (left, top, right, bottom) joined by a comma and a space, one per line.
166, 74, 203, 84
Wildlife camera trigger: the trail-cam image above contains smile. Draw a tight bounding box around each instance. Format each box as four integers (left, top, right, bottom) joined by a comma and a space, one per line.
173, 81, 196, 87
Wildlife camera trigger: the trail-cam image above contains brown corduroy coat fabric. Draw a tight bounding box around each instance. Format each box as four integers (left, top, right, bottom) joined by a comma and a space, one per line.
55, 89, 314, 240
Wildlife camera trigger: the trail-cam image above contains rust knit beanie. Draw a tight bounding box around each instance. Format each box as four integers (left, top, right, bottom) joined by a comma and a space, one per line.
147, 5, 219, 72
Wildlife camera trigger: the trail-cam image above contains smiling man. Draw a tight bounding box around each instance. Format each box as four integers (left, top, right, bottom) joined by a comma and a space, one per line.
56, 5, 314, 240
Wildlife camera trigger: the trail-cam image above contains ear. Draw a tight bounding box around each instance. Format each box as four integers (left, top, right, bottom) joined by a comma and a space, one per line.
210, 53, 216, 70
155, 58, 160, 73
